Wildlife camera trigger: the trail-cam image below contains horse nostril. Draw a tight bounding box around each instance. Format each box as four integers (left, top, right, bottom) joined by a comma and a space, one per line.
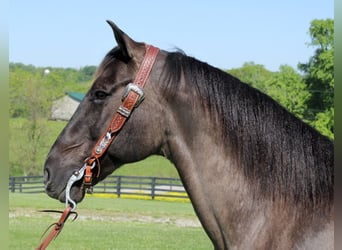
44, 168, 50, 184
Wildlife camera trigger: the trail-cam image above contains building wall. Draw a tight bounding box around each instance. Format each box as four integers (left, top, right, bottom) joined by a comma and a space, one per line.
50, 95, 79, 121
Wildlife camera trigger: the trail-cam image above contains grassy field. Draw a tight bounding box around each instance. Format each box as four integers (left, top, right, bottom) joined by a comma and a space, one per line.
9, 193, 212, 249
116, 156, 178, 178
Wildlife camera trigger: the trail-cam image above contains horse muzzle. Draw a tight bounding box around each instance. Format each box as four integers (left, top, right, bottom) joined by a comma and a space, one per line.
44, 165, 86, 204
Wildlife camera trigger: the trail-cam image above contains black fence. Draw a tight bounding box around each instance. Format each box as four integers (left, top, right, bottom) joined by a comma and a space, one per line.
9, 175, 189, 201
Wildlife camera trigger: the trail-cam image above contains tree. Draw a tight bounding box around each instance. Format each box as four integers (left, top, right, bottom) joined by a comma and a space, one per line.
9, 118, 51, 176
228, 62, 274, 93
267, 65, 310, 119
9, 67, 50, 118
78, 65, 97, 82
313, 107, 334, 139
298, 19, 334, 138
9, 68, 52, 175
228, 63, 310, 120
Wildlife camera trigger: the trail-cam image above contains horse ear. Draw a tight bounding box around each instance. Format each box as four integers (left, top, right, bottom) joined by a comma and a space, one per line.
106, 20, 139, 61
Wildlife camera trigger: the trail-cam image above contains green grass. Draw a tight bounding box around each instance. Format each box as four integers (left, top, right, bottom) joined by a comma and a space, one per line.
116, 156, 178, 178
9, 193, 212, 249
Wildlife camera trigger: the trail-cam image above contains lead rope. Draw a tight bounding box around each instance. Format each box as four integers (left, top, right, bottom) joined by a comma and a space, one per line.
36, 206, 74, 250
36, 166, 88, 250
37, 162, 95, 249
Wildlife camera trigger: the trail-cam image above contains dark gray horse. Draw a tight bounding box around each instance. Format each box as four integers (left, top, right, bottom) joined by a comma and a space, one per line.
43, 21, 334, 249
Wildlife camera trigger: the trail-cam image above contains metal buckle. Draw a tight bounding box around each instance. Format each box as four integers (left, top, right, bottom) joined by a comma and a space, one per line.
121, 83, 145, 107
65, 161, 96, 211
117, 106, 131, 118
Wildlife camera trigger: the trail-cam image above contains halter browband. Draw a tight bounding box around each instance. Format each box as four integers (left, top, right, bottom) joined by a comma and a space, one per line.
36, 44, 159, 250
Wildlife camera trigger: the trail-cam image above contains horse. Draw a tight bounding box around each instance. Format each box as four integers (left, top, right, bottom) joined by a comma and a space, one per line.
43, 20, 334, 249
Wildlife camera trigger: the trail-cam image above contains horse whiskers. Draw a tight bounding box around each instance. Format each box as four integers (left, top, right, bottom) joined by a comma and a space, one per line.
38, 209, 78, 221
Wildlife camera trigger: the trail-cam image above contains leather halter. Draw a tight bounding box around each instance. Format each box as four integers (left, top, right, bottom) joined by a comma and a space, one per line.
36, 44, 159, 250
84, 44, 159, 187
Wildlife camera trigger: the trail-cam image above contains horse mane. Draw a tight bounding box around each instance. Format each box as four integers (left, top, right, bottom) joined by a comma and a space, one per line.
162, 51, 334, 211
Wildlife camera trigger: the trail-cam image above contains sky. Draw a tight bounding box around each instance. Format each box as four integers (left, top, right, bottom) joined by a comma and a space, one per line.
9, 0, 333, 72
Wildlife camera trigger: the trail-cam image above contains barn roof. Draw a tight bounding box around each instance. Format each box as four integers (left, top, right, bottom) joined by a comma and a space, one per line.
66, 92, 85, 102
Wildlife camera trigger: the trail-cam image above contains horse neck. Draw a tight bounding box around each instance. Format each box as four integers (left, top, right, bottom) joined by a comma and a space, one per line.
159, 89, 333, 249
154, 48, 334, 246
161, 95, 260, 244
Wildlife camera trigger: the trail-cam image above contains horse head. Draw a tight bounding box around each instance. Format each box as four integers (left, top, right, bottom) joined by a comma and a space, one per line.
44, 21, 167, 204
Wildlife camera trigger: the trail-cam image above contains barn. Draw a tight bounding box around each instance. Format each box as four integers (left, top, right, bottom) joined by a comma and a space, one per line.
50, 92, 85, 121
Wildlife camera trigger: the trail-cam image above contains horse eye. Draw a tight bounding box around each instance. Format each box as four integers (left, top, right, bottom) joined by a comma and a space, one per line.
94, 90, 108, 100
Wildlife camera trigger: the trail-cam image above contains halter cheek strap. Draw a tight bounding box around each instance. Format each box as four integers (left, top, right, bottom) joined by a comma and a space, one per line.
83, 44, 160, 189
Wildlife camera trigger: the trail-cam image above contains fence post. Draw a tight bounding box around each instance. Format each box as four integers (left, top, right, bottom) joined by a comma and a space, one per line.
116, 176, 121, 198
10, 177, 15, 193
151, 177, 156, 200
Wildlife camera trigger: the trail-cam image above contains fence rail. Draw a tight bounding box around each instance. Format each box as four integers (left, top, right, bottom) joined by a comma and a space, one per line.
8, 175, 189, 201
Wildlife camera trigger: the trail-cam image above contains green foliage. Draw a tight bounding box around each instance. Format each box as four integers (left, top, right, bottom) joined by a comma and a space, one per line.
9, 118, 67, 176
307, 19, 334, 51
9, 63, 92, 119
228, 63, 309, 120
228, 62, 273, 93
267, 65, 310, 119
78, 65, 97, 82
312, 107, 334, 139
9, 68, 46, 118
298, 19, 334, 137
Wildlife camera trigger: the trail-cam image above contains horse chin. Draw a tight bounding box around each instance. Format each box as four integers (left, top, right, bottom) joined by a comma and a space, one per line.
58, 185, 86, 204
